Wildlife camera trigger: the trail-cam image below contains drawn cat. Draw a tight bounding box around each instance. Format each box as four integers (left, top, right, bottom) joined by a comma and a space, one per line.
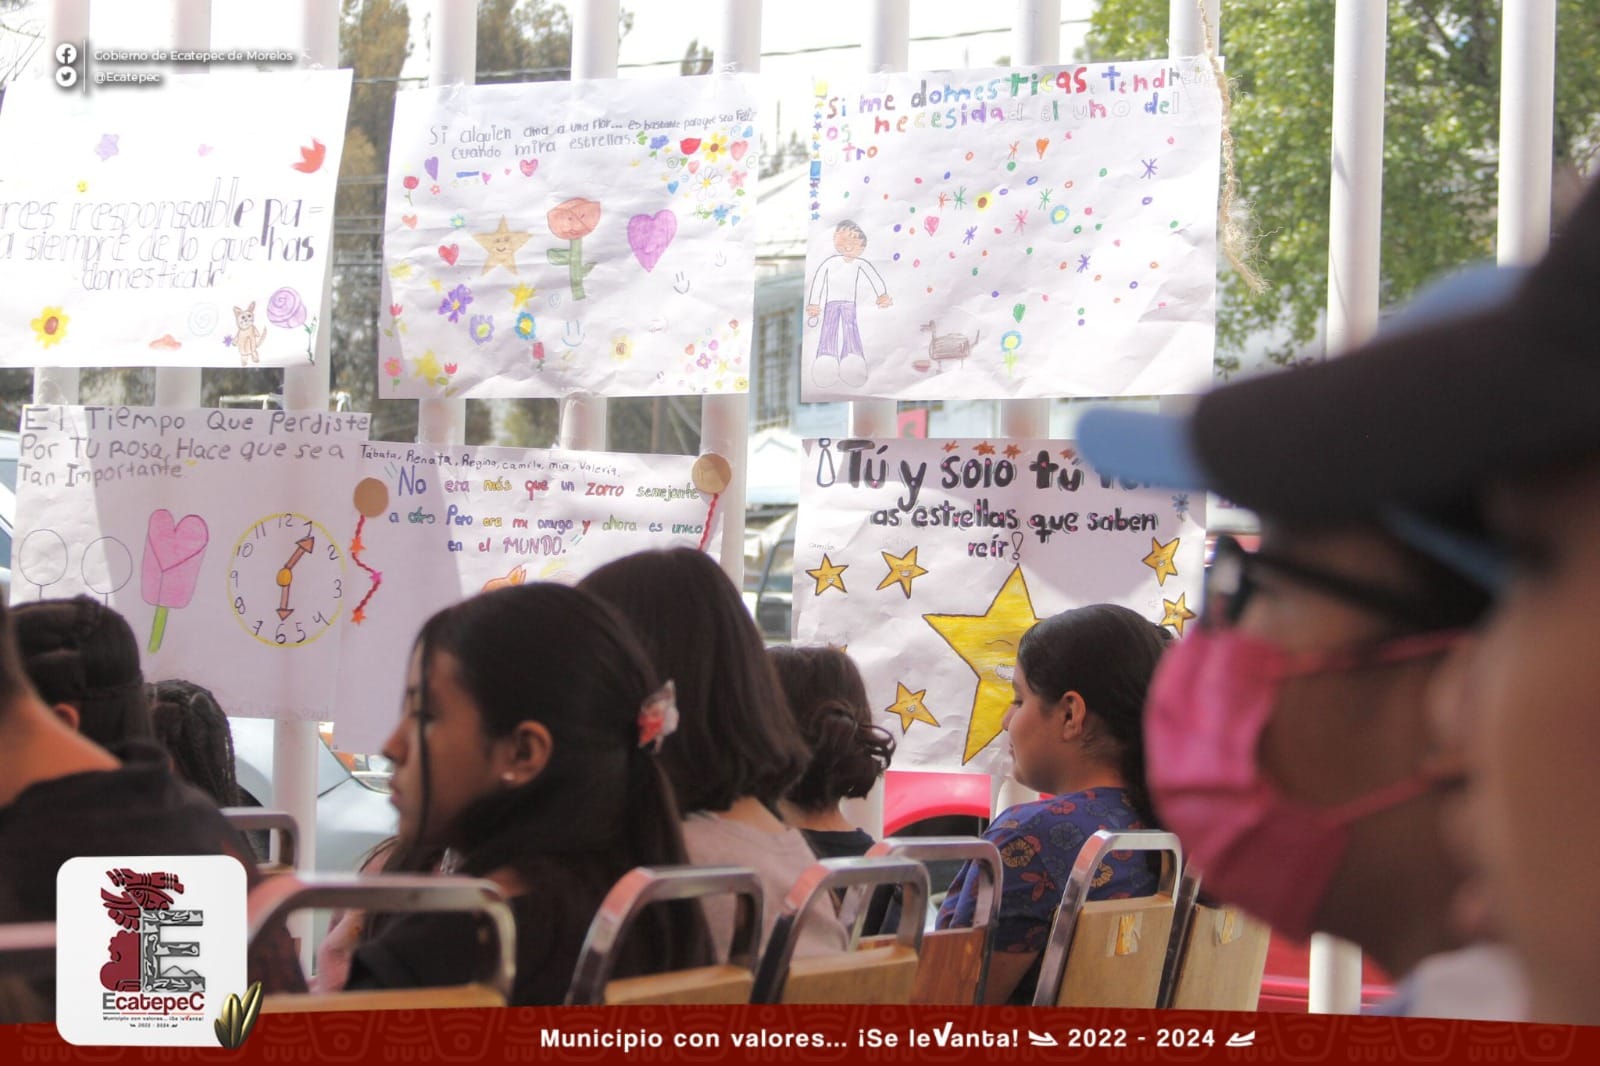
234, 302, 266, 365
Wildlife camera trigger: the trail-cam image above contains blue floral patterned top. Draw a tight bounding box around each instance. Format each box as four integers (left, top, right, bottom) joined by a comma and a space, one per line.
935, 787, 1159, 1003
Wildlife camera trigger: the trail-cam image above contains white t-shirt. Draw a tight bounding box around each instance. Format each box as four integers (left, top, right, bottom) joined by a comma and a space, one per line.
681, 811, 849, 961
806, 254, 888, 307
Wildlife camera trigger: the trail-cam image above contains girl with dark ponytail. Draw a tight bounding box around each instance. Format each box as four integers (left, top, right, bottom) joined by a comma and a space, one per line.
768, 645, 895, 859
936, 604, 1170, 1005
346, 583, 709, 1003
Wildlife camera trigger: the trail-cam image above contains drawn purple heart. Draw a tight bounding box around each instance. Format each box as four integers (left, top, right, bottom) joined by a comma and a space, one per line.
424, 156, 439, 180
627, 210, 678, 273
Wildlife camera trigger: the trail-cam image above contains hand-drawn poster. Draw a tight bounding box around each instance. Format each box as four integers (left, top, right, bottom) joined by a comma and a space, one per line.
10, 406, 371, 720
333, 443, 728, 752
802, 58, 1221, 401
381, 74, 758, 399
0, 72, 351, 368
793, 437, 1206, 774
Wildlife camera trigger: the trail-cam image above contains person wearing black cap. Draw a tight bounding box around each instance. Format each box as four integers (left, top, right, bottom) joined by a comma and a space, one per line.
1075, 264, 1542, 1018
1081, 175, 1600, 1024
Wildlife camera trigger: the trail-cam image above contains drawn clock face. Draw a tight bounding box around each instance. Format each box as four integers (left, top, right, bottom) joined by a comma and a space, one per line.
228, 513, 345, 647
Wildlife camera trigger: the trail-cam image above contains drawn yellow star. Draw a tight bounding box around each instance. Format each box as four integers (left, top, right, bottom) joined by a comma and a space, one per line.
388, 262, 414, 280
806, 554, 848, 596
1160, 592, 1197, 636
885, 682, 939, 733
472, 215, 532, 276
877, 546, 929, 599
510, 282, 537, 309
924, 565, 1041, 763
1143, 536, 1181, 586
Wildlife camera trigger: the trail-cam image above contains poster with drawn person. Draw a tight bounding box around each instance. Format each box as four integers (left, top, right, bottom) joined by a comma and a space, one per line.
802, 58, 1221, 401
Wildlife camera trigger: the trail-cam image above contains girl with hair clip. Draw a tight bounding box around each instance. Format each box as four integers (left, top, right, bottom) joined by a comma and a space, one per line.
579, 549, 849, 960
938, 604, 1170, 1005
345, 583, 710, 1004
768, 644, 895, 859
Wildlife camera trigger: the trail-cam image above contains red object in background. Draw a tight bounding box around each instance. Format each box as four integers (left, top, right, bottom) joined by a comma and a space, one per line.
896, 408, 929, 438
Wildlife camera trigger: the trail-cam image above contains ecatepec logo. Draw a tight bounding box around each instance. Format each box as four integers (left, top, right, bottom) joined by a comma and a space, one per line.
57, 855, 247, 1047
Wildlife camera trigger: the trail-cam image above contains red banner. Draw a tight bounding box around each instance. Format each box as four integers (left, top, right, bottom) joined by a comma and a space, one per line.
2, 1007, 1589, 1063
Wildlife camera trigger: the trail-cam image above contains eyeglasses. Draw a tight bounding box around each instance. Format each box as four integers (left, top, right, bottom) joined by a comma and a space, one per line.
1203, 534, 1463, 633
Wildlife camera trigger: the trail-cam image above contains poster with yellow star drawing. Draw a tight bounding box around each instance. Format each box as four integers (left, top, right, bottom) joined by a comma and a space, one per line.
381, 74, 758, 399
794, 436, 1205, 773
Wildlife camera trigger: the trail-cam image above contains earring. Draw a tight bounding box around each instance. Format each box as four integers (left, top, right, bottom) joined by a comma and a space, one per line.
501, 771, 519, 786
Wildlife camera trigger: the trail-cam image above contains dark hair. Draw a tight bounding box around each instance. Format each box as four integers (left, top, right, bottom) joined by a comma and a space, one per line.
404, 582, 705, 969
769, 645, 894, 811
835, 219, 867, 245
578, 548, 810, 813
0, 600, 32, 714
1016, 604, 1168, 826
10, 596, 151, 747
149, 679, 242, 808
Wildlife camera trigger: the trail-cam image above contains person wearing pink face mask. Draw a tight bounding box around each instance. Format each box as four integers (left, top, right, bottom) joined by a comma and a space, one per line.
1075, 263, 1532, 1019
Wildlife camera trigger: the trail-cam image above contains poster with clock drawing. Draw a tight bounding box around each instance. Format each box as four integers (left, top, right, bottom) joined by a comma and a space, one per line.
10, 405, 371, 720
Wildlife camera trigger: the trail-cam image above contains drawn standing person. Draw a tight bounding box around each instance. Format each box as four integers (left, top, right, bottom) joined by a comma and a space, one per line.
806, 220, 891, 389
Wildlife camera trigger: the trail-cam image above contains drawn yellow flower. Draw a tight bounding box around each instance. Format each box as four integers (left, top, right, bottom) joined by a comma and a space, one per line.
30, 306, 68, 348
610, 334, 633, 363
701, 133, 729, 163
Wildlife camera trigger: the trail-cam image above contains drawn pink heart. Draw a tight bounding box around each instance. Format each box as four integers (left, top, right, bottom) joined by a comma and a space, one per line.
197, 145, 213, 156
402, 214, 418, 228
439, 243, 459, 266
729, 141, 749, 161
424, 156, 439, 180
481, 171, 492, 184
924, 216, 940, 236
141, 510, 209, 609
627, 210, 678, 273
390, 303, 403, 317
687, 160, 700, 175
520, 158, 537, 177
504, 168, 511, 175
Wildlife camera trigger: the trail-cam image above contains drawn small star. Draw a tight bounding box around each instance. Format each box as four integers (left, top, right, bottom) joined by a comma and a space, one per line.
943, 441, 961, 453
1059, 448, 1076, 461
963, 226, 977, 245
76, 180, 88, 193
510, 282, 537, 309
1142, 536, 1181, 586
1038, 188, 1053, 208
472, 216, 532, 276
1160, 592, 1197, 636
975, 441, 996, 455
1007, 140, 1020, 160
953, 187, 968, 208
1141, 157, 1159, 179
1077, 254, 1091, 273
937, 192, 950, 211
877, 547, 929, 599
806, 554, 848, 596
1004, 444, 1023, 459
1013, 210, 1029, 233
886, 681, 939, 732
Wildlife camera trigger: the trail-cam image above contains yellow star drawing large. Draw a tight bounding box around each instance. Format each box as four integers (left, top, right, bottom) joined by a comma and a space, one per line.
806, 554, 848, 596
885, 682, 939, 733
924, 566, 1041, 763
1143, 536, 1181, 586
876, 546, 929, 599
472, 216, 532, 276
1160, 592, 1197, 636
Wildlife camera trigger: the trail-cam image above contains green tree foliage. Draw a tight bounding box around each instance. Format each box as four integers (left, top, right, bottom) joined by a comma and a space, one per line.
1085, 0, 1600, 367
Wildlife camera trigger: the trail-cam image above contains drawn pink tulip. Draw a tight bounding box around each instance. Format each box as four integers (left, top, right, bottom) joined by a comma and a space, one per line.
141, 509, 210, 652
546, 197, 601, 300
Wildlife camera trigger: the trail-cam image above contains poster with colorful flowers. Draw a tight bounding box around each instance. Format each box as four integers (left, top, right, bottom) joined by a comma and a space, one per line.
801, 58, 1221, 401
381, 74, 758, 398
0, 72, 351, 368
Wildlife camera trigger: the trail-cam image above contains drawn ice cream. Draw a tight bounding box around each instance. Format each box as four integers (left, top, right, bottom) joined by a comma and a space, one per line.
142, 510, 210, 652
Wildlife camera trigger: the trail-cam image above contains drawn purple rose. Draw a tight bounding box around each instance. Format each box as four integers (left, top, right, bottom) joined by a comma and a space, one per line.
266, 287, 307, 329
